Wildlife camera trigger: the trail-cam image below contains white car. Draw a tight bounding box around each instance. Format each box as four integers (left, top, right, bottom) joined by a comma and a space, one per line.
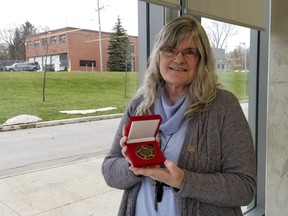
4, 62, 40, 71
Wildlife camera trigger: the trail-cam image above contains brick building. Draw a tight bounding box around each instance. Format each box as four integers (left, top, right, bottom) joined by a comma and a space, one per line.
25, 27, 139, 72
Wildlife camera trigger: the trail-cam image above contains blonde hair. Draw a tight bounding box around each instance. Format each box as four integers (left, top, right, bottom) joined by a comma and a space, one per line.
135, 15, 219, 119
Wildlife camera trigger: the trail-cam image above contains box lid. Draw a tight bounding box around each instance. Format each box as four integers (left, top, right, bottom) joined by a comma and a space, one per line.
125, 115, 162, 144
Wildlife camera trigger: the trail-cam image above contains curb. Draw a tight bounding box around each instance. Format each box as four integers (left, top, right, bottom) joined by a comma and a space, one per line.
0, 113, 123, 132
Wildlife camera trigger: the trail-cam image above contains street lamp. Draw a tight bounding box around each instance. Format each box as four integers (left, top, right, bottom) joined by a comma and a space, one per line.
240, 42, 247, 72
96, 0, 103, 72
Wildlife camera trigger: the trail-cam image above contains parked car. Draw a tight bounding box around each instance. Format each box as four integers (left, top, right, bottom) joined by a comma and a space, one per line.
44, 63, 68, 72
4, 62, 40, 71
44, 64, 55, 72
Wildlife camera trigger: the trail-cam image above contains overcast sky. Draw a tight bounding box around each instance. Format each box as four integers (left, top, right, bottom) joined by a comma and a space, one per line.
0, 0, 249, 51
202, 18, 250, 52
0, 0, 138, 35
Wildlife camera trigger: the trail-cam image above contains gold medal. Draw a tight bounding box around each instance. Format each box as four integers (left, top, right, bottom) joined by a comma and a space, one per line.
136, 144, 156, 160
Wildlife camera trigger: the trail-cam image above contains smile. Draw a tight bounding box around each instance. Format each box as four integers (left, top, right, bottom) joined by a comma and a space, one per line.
169, 67, 187, 71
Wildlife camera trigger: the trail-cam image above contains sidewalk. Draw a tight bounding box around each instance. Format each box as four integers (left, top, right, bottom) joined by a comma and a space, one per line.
0, 115, 124, 216
0, 154, 123, 216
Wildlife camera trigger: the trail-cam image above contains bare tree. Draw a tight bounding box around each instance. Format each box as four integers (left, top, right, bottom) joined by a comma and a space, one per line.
42, 28, 51, 102
0, 28, 15, 45
0, 43, 8, 59
123, 42, 134, 98
0, 28, 16, 59
0, 21, 37, 60
203, 20, 239, 49
226, 45, 249, 71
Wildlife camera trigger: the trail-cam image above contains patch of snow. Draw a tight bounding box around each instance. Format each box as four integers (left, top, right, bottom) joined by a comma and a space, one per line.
4, 114, 42, 126
59, 107, 117, 115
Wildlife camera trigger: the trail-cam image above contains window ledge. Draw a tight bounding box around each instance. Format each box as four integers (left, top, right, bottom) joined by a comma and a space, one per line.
244, 207, 265, 216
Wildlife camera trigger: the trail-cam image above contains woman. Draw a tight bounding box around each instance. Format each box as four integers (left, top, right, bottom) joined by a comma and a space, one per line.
102, 15, 256, 216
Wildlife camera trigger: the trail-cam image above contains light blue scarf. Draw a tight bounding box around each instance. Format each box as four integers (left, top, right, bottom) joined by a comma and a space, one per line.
155, 87, 189, 135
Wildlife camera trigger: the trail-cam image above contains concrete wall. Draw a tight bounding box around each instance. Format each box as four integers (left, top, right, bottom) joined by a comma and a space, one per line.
266, 0, 288, 214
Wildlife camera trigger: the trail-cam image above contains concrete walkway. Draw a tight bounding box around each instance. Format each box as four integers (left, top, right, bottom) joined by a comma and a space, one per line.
0, 115, 124, 216
0, 155, 123, 216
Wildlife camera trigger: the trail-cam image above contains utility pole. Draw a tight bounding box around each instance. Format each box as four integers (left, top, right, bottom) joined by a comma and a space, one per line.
96, 0, 103, 72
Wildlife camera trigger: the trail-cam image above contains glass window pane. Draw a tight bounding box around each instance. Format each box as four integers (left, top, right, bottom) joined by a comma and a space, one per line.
202, 18, 253, 212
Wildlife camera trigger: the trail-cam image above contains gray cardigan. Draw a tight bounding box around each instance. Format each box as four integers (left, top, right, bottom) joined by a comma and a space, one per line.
101, 89, 256, 216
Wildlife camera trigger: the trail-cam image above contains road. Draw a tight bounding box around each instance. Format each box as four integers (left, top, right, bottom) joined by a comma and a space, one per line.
0, 118, 121, 178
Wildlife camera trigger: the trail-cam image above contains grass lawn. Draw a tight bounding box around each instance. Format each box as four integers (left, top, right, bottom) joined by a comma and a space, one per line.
217, 71, 249, 101
0, 71, 139, 124
0, 71, 249, 125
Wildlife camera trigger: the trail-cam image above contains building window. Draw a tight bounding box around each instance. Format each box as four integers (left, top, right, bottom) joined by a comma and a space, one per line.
80, 60, 96, 67
34, 40, 40, 48
59, 34, 66, 43
50, 36, 57, 45
42, 38, 48, 46
130, 42, 135, 54
27, 41, 33, 48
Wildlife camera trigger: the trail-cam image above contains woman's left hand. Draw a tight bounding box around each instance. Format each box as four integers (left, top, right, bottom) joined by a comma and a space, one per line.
129, 160, 185, 189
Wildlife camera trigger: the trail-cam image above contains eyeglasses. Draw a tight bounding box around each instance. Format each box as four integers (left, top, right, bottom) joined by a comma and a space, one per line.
160, 47, 200, 59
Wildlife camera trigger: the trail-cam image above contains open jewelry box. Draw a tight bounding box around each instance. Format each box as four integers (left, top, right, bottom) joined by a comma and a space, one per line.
125, 114, 165, 167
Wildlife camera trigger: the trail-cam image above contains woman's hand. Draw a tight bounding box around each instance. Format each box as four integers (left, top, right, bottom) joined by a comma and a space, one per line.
120, 124, 132, 164
129, 160, 185, 189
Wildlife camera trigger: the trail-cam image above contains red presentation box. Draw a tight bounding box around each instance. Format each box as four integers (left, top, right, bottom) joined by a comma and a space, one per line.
125, 115, 165, 167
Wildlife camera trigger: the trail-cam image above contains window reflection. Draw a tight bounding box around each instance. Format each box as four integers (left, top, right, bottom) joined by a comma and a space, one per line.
202, 18, 252, 212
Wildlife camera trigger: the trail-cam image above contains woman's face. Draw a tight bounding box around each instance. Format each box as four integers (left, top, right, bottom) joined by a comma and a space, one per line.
159, 34, 200, 90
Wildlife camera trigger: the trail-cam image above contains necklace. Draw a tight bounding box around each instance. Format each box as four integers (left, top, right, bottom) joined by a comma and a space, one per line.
159, 132, 174, 153
154, 131, 174, 212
